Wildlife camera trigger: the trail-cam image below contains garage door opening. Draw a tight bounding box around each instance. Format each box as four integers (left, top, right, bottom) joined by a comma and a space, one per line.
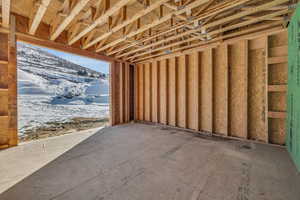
17, 42, 110, 142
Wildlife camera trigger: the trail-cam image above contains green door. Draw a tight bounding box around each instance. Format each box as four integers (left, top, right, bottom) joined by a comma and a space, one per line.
287, 4, 300, 172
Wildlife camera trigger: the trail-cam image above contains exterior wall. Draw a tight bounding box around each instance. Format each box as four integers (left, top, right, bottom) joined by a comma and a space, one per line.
134, 31, 287, 145
0, 18, 18, 149
110, 61, 132, 126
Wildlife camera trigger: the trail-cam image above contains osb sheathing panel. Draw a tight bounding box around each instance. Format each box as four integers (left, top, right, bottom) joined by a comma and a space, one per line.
0, 63, 8, 88
0, 91, 8, 116
159, 59, 168, 124
228, 41, 248, 139
187, 52, 199, 131
0, 117, 9, 145
177, 55, 187, 128
248, 37, 268, 142
269, 63, 288, 85
0, 33, 8, 61
269, 93, 287, 112
200, 50, 213, 132
144, 63, 151, 121
268, 32, 287, 145
168, 57, 177, 127
269, 118, 286, 145
133, 31, 287, 145
138, 64, 144, 121
269, 32, 288, 47
213, 44, 228, 136
151, 61, 159, 123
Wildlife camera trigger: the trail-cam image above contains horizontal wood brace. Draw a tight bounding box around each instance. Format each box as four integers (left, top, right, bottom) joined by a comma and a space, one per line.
268, 56, 287, 64
268, 85, 287, 92
268, 111, 286, 119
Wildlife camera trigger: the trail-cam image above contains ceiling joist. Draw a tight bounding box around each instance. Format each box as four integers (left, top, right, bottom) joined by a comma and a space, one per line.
68, 0, 132, 45
50, 0, 90, 41
1, 0, 11, 28
29, 0, 52, 35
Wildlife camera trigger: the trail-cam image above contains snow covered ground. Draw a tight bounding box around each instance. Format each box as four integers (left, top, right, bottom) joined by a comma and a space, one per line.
18, 95, 109, 135
17, 42, 110, 136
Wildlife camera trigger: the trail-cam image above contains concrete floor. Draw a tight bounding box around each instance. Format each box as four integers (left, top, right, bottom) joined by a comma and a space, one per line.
0, 127, 102, 194
0, 123, 299, 200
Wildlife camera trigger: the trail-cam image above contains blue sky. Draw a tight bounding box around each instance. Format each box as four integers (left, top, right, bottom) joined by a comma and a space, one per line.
20, 42, 110, 74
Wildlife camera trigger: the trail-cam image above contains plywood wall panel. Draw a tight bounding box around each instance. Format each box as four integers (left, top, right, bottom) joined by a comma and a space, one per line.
228, 41, 248, 139
200, 50, 213, 132
0, 90, 8, 116
0, 63, 8, 88
159, 59, 168, 124
134, 65, 139, 120
151, 61, 159, 123
213, 44, 228, 135
248, 37, 268, 142
0, 116, 9, 145
168, 57, 177, 126
187, 52, 199, 130
144, 63, 151, 121
177, 55, 187, 128
133, 31, 287, 146
269, 118, 286, 145
138, 64, 145, 121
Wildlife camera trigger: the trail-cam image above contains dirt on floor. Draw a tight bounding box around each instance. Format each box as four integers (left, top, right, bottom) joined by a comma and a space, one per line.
19, 117, 109, 142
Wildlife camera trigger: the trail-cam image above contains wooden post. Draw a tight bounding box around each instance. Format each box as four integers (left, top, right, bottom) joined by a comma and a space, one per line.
8, 15, 18, 146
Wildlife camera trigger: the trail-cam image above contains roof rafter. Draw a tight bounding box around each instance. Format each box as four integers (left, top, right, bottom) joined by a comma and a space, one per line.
117, 0, 289, 59
68, 0, 132, 45
50, 0, 90, 41
29, 0, 52, 35
129, 10, 289, 61
1, 0, 11, 28
96, 0, 213, 52
83, 0, 170, 50
133, 22, 284, 63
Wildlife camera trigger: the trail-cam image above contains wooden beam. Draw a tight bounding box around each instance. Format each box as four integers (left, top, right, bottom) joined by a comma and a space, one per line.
50, 0, 90, 41
268, 111, 286, 119
118, 0, 270, 58
268, 85, 287, 92
127, 10, 287, 61
29, 0, 52, 35
268, 56, 288, 64
96, 0, 213, 52
83, 0, 170, 49
1, 0, 11, 28
68, 0, 132, 45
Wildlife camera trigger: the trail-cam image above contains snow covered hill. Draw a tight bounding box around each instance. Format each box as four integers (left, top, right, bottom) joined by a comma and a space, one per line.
17, 42, 110, 135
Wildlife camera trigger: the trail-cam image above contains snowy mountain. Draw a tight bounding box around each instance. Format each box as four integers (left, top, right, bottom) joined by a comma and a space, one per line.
17, 42, 109, 100
17, 42, 110, 135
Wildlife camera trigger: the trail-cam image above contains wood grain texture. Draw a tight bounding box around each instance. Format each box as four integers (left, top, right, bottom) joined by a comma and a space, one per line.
144, 63, 151, 121
177, 55, 187, 128
228, 40, 248, 139
248, 37, 268, 142
151, 61, 159, 123
168, 57, 177, 126
159, 59, 168, 124
187, 52, 199, 130
200, 49, 213, 132
138, 64, 144, 121
213, 44, 228, 135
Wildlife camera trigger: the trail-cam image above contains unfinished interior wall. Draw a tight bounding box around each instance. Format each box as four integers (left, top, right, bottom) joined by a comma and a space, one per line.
134, 31, 287, 145
110, 61, 132, 126
0, 18, 17, 149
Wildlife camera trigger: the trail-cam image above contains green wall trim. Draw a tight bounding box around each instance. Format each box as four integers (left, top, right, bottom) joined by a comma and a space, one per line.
287, 3, 300, 172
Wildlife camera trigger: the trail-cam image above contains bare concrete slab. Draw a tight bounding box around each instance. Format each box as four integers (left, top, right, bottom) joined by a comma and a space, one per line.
0, 123, 299, 200
0, 127, 102, 194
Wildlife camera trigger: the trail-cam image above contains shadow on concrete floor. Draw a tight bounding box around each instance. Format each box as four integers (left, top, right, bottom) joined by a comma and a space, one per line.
0, 123, 299, 200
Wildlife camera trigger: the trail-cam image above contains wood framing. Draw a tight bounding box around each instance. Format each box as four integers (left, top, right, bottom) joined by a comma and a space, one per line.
134, 31, 288, 145
29, 0, 52, 35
